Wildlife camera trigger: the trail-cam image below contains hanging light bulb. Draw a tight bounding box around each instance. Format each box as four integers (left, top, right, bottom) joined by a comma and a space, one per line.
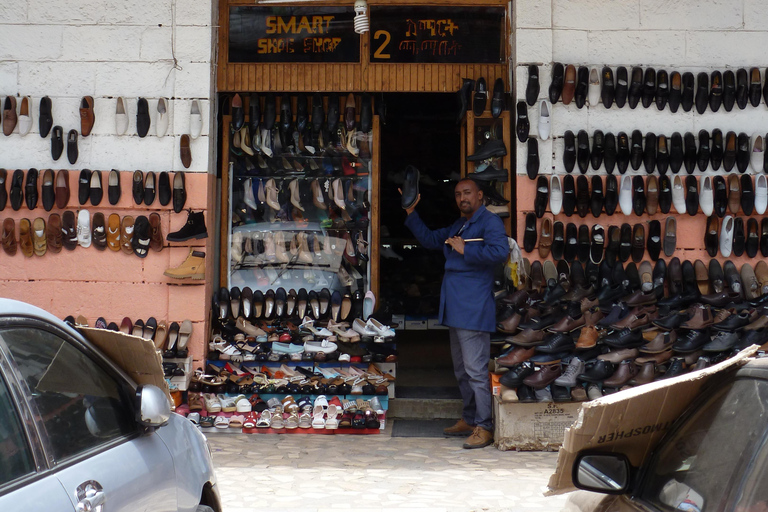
354, 0, 369, 34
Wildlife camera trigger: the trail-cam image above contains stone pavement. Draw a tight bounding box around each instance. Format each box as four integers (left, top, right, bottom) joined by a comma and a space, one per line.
207, 425, 568, 512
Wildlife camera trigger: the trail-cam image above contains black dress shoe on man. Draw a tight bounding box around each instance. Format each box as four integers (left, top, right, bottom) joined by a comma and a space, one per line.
473, 77, 487, 116
401, 165, 420, 210
526, 65, 540, 106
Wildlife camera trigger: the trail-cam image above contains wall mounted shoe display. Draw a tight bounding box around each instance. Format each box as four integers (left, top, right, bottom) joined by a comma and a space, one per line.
549, 63, 563, 104
614, 66, 628, 108
67, 129, 78, 165
80, 96, 94, 136
51, 126, 63, 161
526, 65, 540, 106
574, 66, 589, 108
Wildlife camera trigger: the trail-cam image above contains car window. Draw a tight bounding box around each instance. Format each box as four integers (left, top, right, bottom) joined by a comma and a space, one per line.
0, 326, 136, 464
641, 379, 768, 512
734, 431, 768, 512
0, 370, 36, 486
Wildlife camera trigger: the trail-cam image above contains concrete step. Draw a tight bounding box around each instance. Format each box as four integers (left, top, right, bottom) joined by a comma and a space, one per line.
388, 398, 463, 419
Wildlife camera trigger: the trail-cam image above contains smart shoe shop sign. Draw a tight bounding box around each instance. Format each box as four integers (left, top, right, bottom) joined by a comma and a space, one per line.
228, 6, 504, 64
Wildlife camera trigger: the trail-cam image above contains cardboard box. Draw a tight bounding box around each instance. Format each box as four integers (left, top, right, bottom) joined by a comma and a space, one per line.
404, 316, 428, 330
490, 373, 502, 395
391, 314, 405, 330
546, 345, 760, 496
494, 397, 582, 452
427, 318, 448, 330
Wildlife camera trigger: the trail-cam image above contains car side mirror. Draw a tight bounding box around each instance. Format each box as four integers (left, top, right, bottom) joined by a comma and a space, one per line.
572, 452, 631, 494
136, 385, 171, 428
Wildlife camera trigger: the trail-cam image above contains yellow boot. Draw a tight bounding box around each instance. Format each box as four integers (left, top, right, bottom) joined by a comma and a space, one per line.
164, 248, 205, 280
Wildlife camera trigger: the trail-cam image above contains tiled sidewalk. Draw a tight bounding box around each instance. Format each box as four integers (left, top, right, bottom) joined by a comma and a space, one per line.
208, 426, 568, 512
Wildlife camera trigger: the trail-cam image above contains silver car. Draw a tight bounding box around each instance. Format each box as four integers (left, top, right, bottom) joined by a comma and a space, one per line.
0, 299, 221, 512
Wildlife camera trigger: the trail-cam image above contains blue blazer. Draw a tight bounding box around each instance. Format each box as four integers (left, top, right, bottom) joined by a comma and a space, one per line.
404, 204, 509, 332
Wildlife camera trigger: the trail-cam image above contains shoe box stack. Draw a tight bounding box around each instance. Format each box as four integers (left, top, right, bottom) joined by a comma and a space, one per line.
497, 62, 768, 403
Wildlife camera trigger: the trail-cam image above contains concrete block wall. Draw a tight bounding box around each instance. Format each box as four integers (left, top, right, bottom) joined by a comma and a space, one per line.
0, 0, 216, 370
513, 0, 768, 272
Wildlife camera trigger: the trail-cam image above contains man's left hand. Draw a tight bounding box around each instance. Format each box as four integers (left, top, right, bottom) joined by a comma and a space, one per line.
446, 236, 465, 254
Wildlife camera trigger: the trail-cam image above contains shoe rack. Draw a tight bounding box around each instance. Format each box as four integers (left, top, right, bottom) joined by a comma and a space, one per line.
461, 110, 514, 235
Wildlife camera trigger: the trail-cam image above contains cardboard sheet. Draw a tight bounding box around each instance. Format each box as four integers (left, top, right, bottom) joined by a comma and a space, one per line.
546, 345, 760, 496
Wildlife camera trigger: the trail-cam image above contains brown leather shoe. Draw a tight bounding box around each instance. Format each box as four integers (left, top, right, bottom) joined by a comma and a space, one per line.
580, 296, 599, 313
598, 348, 639, 364
180, 134, 192, 168
624, 289, 657, 307
509, 329, 546, 347
46, 213, 62, 253
92, 212, 107, 250
603, 359, 638, 387
583, 307, 604, 326
530, 261, 544, 291
640, 330, 677, 353
744, 315, 768, 331
679, 304, 713, 329
538, 217, 553, 258
19, 218, 33, 257
571, 387, 588, 401
121, 215, 135, 254
631, 361, 657, 385
2, 218, 16, 256
728, 174, 741, 214
444, 418, 474, 437
548, 313, 585, 333
149, 212, 163, 251
610, 306, 658, 330
694, 259, 711, 294
522, 364, 562, 389
646, 176, 658, 215
496, 346, 535, 367
463, 426, 493, 449
636, 350, 673, 365
497, 313, 522, 334
755, 261, 768, 295
3, 96, 17, 136
55, 169, 70, 208
562, 65, 577, 105
80, 96, 95, 136
575, 325, 598, 349
561, 284, 595, 302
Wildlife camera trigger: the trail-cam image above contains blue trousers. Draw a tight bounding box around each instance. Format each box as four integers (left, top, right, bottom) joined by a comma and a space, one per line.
449, 327, 492, 430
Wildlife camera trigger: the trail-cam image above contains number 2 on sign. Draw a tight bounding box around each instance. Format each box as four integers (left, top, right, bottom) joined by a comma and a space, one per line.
373, 30, 391, 59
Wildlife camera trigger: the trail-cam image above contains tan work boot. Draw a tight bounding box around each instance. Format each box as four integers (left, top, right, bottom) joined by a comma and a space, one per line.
164, 249, 205, 280
463, 426, 494, 449
443, 418, 475, 437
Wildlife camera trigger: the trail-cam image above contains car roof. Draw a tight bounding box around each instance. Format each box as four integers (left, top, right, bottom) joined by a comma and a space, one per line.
0, 298, 83, 340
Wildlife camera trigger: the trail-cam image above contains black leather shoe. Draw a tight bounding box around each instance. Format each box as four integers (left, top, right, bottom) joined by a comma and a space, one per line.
695, 72, 709, 114
523, 213, 537, 253
673, 329, 710, 353
601, 66, 615, 108
563, 130, 576, 173
603, 132, 617, 174
141, 171, 153, 206
632, 223, 645, 262
658, 175, 672, 214
605, 327, 644, 349
632, 175, 645, 215
591, 224, 605, 264
749, 67, 762, 107
552, 221, 565, 260
577, 130, 590, 174
619, 223, 632, 262
167, 210, 208, 242
685, 175, 699, 216
527, 139, 539, 179
762, 218, 768, 257
647, 219, 661, 260
709, 70, 723, 112
536, 333, 575, 354
473, 77, 487, 116
616, 132, 630, 174
735, 68, 749, 110
713, 176, 727, 217
260, 93, 275, 131
401, 165, 420, 210
733, 217, 746, 257
24, 168, 38, 210
311, 93, 325, 133
604, 226, 620, 264
630, 130, 643, 171
132, 170, 144, 205
526, 65, 540, 106
643, 132, 656, 174
173, 172, 186, 213
737, 132, 750, 173
359, 93, 372, 133
562, 175, 576, 216
652, 259, 667, 299
41, 169, 54, 211
604, 175, 618, 215
38, 96, 53, 138
722, 70, 736, 112
590, 130, 604, 170
655, 69, 669, 110
467, 139, 506, 161
534, 176, 548, 218
67, 129, 78, 165
516, 101, 529, 142
564, 223, 578, 262
656, 135, 669, 175
499, 362, 535, 388
90, 169, 103, 206
669, 132, 683, 174
577, 224, 590, 261
642, 67, 656, 108
742, 174, 755, 215
709, 259, 725, 293
590, 175, 603, 217
764, 66, 768, 107
628, 66, 643, 109
705, 215, 719, 257
78, 169, 91, 205
137, 97, 151, 137
710, 129, 723, 170
280, 95, 292, 133
574, 66, 589, 108
747, 218, 759, 258
723, 131, 737, 172
51, 125, 63, 161
683, 132, 696, 174
615, 66, 629, 108
549, 63, 564, 103
157, 171, 170, 206
578, 360, 615, 383
492, 78, 505, 118
576, 175, 590, 218
697, 130, 711, 172
681, 72, 695, 112
669, 71, 682, 112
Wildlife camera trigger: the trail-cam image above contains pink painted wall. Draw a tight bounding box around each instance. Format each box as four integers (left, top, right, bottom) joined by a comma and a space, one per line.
0, 170, 214, 367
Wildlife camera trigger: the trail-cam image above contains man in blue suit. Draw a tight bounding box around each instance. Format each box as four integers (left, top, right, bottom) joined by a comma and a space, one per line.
403, 178, 509, 449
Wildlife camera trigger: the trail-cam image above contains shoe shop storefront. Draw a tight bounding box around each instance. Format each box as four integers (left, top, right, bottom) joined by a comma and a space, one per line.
202, 0, 514, 434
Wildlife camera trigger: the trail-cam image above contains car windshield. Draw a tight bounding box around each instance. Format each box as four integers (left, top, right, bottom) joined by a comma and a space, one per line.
641, 378, 768, 512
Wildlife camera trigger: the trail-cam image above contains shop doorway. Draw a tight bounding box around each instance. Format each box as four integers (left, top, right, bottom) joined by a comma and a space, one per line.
378, 93, 462, 401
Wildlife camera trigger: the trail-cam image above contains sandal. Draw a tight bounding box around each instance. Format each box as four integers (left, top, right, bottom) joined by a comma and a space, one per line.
285, 412, 299, 429
325, 402, 340, 429
217, 394, 237, 413
298, 412, 312, 429
188, 392, 203, 411
229, 414, 245, 428
203, 393, 221, 413
271, 412, 285, 429
281, 395, 299, 414
338, 411, 353, 428
214, 415, 230, 429
311, 408, 326, 429
200, 416, 215, 428
256, 410, 272, 428
243, 412, 258, 428
351, 411, 365, 429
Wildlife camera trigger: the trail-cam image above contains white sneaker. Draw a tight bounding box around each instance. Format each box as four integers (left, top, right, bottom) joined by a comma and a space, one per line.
115, 97, 128, 135
755, 175, 767, 215
550, 175, 562, 215
538, 100, 551, 140
699, 176, 714, 217
156, 98, 169, 137
189, 100, 203, 139
17, 96, 32, 136
751, 134, 764, 172
720, 215, 734, 257
672, 175, 686, 214
588, 67, 600, 107
77, 209, 91, 248
619, 175, 633, 215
